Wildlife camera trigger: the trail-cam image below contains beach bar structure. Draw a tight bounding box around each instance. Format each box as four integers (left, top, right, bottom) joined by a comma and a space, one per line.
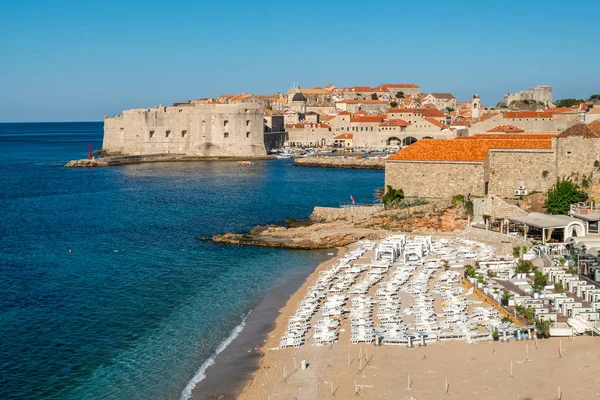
507, 212, 586, 244
569, 203, 600, 235
564, 236, 600, 279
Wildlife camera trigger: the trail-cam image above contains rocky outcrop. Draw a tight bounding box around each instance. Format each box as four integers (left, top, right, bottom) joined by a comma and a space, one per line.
208, 200, 474, 250
357, 200, 469, 233
294, 156, 385, 170
211, 229, 383, 250
64, 158, 109, 167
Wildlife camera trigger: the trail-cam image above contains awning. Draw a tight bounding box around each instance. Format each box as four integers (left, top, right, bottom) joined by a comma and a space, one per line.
508, 212, 579, 229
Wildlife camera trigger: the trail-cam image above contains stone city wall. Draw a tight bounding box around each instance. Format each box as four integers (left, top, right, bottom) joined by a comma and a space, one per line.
103, 103, 266, 157
385, 160, 485, 198
294, 156, 385, 169
485, 149, 556, 197
469, 115, 559, 135
555, 136, 600, 178
309, 205, 384, 223
472, 195, 527, 223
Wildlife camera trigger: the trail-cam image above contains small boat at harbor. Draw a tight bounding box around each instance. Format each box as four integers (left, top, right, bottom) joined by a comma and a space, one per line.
238, 161, 252, 165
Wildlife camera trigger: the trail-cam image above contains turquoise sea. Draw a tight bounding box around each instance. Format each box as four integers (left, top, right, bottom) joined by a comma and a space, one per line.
0, 122, 383, 399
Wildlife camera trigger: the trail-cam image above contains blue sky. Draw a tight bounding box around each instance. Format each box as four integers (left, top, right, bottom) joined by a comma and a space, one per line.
1, 0, 598, 122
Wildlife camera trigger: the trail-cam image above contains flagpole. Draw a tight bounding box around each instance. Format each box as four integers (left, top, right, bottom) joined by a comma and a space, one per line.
350, 194, 355, 223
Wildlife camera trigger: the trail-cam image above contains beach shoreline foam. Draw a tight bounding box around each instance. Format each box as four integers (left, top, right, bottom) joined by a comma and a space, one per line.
186, 248, 343, 400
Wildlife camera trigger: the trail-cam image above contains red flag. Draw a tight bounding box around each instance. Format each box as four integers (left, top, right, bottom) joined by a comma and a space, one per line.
350, 195, 356, 205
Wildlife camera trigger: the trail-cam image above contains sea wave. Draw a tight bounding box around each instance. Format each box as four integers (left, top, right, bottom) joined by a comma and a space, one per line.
179, 311, 251, 400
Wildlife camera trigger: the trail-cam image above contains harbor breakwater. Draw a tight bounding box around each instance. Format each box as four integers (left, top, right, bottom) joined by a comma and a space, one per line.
294, 156, 385, 169
65, 153, 275, 167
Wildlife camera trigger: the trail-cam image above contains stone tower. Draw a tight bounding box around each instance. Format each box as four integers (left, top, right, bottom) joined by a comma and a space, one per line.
472, 94, 481, 120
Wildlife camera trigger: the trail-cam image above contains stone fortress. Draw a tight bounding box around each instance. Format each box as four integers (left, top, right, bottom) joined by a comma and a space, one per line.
103, 101, 266, 157
504, 85, 553, 106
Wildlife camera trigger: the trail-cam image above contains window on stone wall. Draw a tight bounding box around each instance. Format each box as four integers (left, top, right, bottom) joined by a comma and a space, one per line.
566, 151, 572, 156
181, 130, 187, 138
224, 132, 229, 139
224, 120, 229, 127
246, 120, 251, 127
149, 130, 155, 138
246, 132, 250, 138
166, 130, 171, 138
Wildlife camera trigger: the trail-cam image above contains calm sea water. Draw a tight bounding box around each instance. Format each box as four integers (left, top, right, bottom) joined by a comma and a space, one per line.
0, 122, 383, 400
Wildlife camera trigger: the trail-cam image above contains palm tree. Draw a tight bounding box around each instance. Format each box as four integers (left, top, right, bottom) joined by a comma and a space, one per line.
373, 186, 385, 203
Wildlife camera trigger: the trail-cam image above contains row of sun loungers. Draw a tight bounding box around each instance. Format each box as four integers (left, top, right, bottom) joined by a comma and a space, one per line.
281, 236, 501, 348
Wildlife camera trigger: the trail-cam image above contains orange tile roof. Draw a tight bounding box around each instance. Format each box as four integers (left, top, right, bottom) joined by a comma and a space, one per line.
457, 134, 557, 140
423, 117, 449, 129
487, 125, 525, 133
387, 108, 445, 118
546, 107, 575, 114
388, 138, 552, 162
588, 120, 600, 134
337, 100, 386, 104
479, 112, 499, 121
300, 88, 331, 95
229, 93, 253, 103
338, 111, 351, 115
334, 133, 353, 139
427, 93, 456, 100
558, 123, 600, 138
380, 119, 409, 127
286, 123, 331, 129
380, 83, 420, 89
351, 116, 385, 123
503, 112, 553, 119
349, 86, 374, 92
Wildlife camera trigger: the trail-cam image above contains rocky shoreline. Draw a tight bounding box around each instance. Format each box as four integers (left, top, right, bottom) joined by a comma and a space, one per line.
206, 200, 477, 250
294, 156, 385, 169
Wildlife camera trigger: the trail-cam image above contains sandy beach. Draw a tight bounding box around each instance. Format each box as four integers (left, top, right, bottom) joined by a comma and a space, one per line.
190, 249, 346, 400
238, 241, 600, 400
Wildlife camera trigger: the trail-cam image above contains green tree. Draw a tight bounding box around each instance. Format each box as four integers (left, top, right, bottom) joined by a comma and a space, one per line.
396, 91, 405, 99
390, 101, 398, 108
501, 289, 511, 306
589, 94, 600, 102
532, 270, 546, 292
535, 318, 553, 338
381, 185, 405, 209
446, 107, 455, 112
554, 282, 565, 293
465, 265, 477, 278
512, 246, 521, 258
516, 259, 533, 274
371, 93, 379, 100
373, 186, 385, 203
515, 305, 536, 322
544, 178, 588, 215
554, 98, 585, 107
